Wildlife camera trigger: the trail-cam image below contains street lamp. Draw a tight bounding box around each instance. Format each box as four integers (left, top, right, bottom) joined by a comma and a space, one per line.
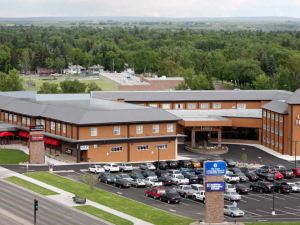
157, 145, 160, 171
271, 173, 276, 215
295, 141, 298, 168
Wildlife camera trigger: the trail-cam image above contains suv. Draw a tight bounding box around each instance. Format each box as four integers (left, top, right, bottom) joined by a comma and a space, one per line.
153, 161, 168, 170
182, 171, 199, 184
250, 181, 274, 193
224, 171, 240, 183
160, 189, 181, 204
273, 181, 291, 194
178, 160, 192, 168
88, 164, 105, 173
255, 169, 274, 181
176, 185, 196, 198
119, 163, 133, 172
192, 190, 205, 202
167, 160, 179, 169
98, 173, 115, 184
170, 174, 189, 185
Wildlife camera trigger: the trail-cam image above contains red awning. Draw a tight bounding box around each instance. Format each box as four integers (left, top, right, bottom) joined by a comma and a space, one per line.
18, 131, 29, 138
0, 131, 14, 137
44, 137, 60, 146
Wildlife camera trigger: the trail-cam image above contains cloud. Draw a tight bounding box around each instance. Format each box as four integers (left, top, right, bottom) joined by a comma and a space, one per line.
0, 0, 299, 18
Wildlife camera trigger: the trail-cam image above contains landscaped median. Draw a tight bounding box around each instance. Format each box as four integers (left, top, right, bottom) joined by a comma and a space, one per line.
0, 149, 28, 164
5, 176, 58, 196
26, 172, 194, 225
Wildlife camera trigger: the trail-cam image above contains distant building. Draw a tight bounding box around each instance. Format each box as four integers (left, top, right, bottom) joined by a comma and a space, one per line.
63, 64, 85, 75
36, 68, 57, 76
88, 65, 104, 75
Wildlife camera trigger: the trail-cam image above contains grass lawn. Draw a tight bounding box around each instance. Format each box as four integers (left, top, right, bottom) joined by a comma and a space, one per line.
27, 172, 194, 225
5, 176, 58, 196
0, 149, 28, 164
246, 223, 300, 225
75, 205, 133, 225
23, 75, 118, 91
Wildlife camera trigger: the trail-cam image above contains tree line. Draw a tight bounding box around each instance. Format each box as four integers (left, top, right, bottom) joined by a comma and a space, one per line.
0, 26, 300, 91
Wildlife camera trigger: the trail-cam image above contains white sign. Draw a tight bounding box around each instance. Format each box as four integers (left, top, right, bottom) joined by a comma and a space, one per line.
80, 145, 89, 150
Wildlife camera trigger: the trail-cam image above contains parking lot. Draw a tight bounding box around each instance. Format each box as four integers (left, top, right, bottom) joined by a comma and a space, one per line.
56, 166, 300, 223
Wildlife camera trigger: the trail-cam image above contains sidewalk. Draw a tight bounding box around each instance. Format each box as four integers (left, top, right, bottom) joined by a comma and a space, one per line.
0, 167, 153, 225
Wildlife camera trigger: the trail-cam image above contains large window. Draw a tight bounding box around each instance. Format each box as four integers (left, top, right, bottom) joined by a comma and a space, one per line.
111, 146, 123, 152
167, 123, 174, 133
8, 114, 12, 121
156, 144, 168, 150
137, 145, 149, 151
152, 124, 160, 134
149, 103, 158, 108
90, 127, 97, 137
237, 103, 246, 110
212, 103, 222, 109
113, 126, 121, 135
162, 104, 171, 109
62, 124, 66, 133
174, 103, 184, 109
4, 113, 8, 120
187, 103, 196, 110
22, 116, 26, 124
13, 115, 17, 122
200, 103, 209, 109
26, 118, 30, 126
50, 121, 55, 130
57, 123, 61, 132
136, 125, 143, 134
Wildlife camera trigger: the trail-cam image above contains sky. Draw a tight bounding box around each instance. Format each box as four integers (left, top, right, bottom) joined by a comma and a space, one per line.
0, 0, 300, 18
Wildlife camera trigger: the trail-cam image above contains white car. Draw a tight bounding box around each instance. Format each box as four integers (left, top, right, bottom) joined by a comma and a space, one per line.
287, 182, 300, 192
103, 163, 120, 172
119, 163, 133, 172
226, 183, 236, 192
224, 172, 240, 183
191, 184, 204, 192
176, 185, 197, 198
224, 191, 241, 201
168, 169, 181, 175
130, 179, 146, 188
192, 190, 205, 203
170, 174, 189, 185
224, 205, 245, 217
144, 177, 163, 187
140, 163, 156, 171
88, 165, 105, 173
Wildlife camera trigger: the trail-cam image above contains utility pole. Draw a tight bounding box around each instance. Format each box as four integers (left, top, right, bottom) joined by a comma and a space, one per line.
33, 199, 38, 225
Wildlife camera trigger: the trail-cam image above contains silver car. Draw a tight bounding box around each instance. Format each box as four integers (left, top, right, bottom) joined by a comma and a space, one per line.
224, 205, 245, 217
176, 185, 196, 198
224, 191, 241, 201
130, 178, 146, 188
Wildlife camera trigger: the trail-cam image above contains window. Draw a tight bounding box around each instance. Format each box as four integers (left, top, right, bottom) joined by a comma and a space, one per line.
57, 123, 61, 132
113, 126, 121, 135
275, 115, 279, 121
167, 123, 174, 133
275, 142, 279, 148
279, 130, 283, 137
275, 128, 278, 135
156, 144, 168, 150
271, 127, 274, 133
174, 103, 184, 109
50, 121, 55, 130
279, 116, 283, 123
279, 143, 283, 150
8, 114, 12, 121
36, 119, 41, 125
162, 104, 171, 109
212, 103, 221, 109
267, 112, 270, 118
26, 118, 30, 126
137, 145, 149, 151
263, 111, 267, 117
22, 116, 26, 124
136, 125, 143, 134
263, 136, 266, 143
90, 127, 97, 137
271, 113, 275, 120
93, 144, 98, 149
200, 103, 209, 109
271, 139, 274, 145
187, 103, 196, 109
13, 115, 17, 122
111, 146, 123, 152
149, 103, 158, 108
263, 124, 266, 130
266, 125, 270, 131
152, 124, 159, 134
267, 137, 270, 144
62, 124, 66, 133
4, 113, 8, 120
237, 103, 246, 110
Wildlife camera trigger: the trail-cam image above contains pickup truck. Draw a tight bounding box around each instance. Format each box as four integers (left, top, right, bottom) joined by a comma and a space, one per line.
170, 174, 189, 185
144, 177, 163, 187
88, 165, 105, 173
192, 190, 205, 203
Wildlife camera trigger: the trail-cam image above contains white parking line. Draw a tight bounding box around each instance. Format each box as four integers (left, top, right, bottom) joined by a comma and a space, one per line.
116, 192, 123, 195
250, 194, 272, 201
169, 209, 176, 212
289, 193, 300, 197
272, 208, 300, 216
284, 207, 300, 212
241, 195, 260, 202
242, 210, 261, 217
240, 199, 247, 203
281, 194, 300, 200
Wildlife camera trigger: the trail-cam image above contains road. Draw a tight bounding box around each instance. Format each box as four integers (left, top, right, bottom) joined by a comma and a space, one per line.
0, 181, 107, 225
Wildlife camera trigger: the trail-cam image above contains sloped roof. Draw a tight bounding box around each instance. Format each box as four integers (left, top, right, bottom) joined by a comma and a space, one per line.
262, 100, 289, 114
287, 89, 300, 104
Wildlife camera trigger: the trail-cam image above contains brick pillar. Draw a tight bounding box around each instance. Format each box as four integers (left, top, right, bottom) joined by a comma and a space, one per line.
217, 127, 222, 148
191, 128, 196, 148
29, 130, 45, 164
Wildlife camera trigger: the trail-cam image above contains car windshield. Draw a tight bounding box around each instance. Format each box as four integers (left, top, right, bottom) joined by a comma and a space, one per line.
119, 174, 130, 179
123, 164, 131, 167
177, 175, 184, 179
228, 206, 240, 211
112, 165, 118, 167
150, 178, 158, 182
192, 186, 200, 191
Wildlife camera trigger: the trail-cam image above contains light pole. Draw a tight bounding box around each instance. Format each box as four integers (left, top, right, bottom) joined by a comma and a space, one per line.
295, 141, 297, 168
271, 173, 276, 215
157, 145, 160, 171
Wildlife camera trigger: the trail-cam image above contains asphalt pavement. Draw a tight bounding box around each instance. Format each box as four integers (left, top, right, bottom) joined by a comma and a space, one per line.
0, 181, 107, 225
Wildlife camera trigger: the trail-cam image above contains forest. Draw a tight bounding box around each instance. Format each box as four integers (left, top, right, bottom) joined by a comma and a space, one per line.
0, 25, 300, 91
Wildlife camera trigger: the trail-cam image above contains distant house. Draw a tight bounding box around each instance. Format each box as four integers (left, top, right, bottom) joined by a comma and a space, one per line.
63, 64, 85, 75
88, 65, 104, 75
36, 68, 57, 76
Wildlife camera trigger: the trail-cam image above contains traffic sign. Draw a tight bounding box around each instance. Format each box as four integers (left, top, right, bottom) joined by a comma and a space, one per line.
205, 161, 226, 176
205, 182, 226, 192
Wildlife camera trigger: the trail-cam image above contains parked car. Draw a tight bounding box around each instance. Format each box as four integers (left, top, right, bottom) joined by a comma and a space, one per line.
226, 183, 236, 192
274, 164, 286, 171
117, 173, 133, 182
224, 191, 241, 201
178, 160, 192, 168
287, 182, 300, 192
160, 189, 181, 204
167, 160, 179, 169
224, 171, 240, 183
260, 165, 274, 173
170, 174, 189, 185
224, 205, 245, 217
141, 170, 157, 178
255, 169, 274, 182
190, 159, 201, 168
72, 195, 86, 204
194, 168, 204, 175
114, 175, 131, 188
140, 163, 156, 171
98, 173, 116, 184
88, 164, 105, 173
176, 185, 196, 198
235, 184, 249, 194
144, 187, 166, 199
179, 167, 193, 173
144, 177, 163, 187
182, 171, 199, 184
130, 172, 145, 180
191, 184, 204, 193
270, 171, 284, 180
292, 167, 300, 177
158, 174, 173, 186
241, 167, 259, 181
233, 171, 249, 182
119, 163, 133, 172
224, 159, 236, 167
103, 163, 120, 172
273, 181, 291, 194
192, 190, 205, 203
130, 178, 146, 188
249, 181, 274, 193
168, 169, 182, 175
153, 161, 168, 170
278, 169, 295, 179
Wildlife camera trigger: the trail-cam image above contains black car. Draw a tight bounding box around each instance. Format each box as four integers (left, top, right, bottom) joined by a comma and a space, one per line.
224, 159, 236, 167
153, 161, 168, 170
158, 174, 173, 186
182, 171, 199, 184
250, 181, 274, 193
255, 169, 274, 182
273, 181, 291, 194
72, 195, 86, 204
98, 173, 115, 184
260, 165, 274, 173
114, 175, 131, 188
141, 170, 157, 178
178, 160, 192, 168
130, 172, 144, 180
194, 168, 204, 175
167, 160, 179, 169
234, 171, 249, 182
235, 184, 249, 194
160, 189, 181, 204
245, 171, 259, 181
277, 169, 295, 179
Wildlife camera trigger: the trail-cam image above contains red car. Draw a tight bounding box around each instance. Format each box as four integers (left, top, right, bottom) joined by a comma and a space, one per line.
271, 171, 284, 180
292, 168, 300, 177
144, 187, 165, 200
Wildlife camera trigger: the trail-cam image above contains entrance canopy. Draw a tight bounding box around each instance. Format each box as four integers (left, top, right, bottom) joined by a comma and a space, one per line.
0, 131, 14, 137
18, 131, 29, 138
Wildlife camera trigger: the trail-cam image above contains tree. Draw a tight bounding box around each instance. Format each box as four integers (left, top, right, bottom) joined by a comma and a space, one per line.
252, 74, 271, 90
177, 69, 213, 90
60, 79, 86, 93
81, 174, 98, 192
45, 57, 66, 73
19, 48, 32, 74
86, 82, 102, 93
0, 69, 24, 91
0, 45, 11, 73
274, 67, 300, 91
38, 82, 60, 94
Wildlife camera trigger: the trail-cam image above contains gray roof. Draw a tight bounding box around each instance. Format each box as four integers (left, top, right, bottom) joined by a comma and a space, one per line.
262, 100, 288, 114
0, 94, 179, 125
92, 90, 292, 102
287, 89, 300, 104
